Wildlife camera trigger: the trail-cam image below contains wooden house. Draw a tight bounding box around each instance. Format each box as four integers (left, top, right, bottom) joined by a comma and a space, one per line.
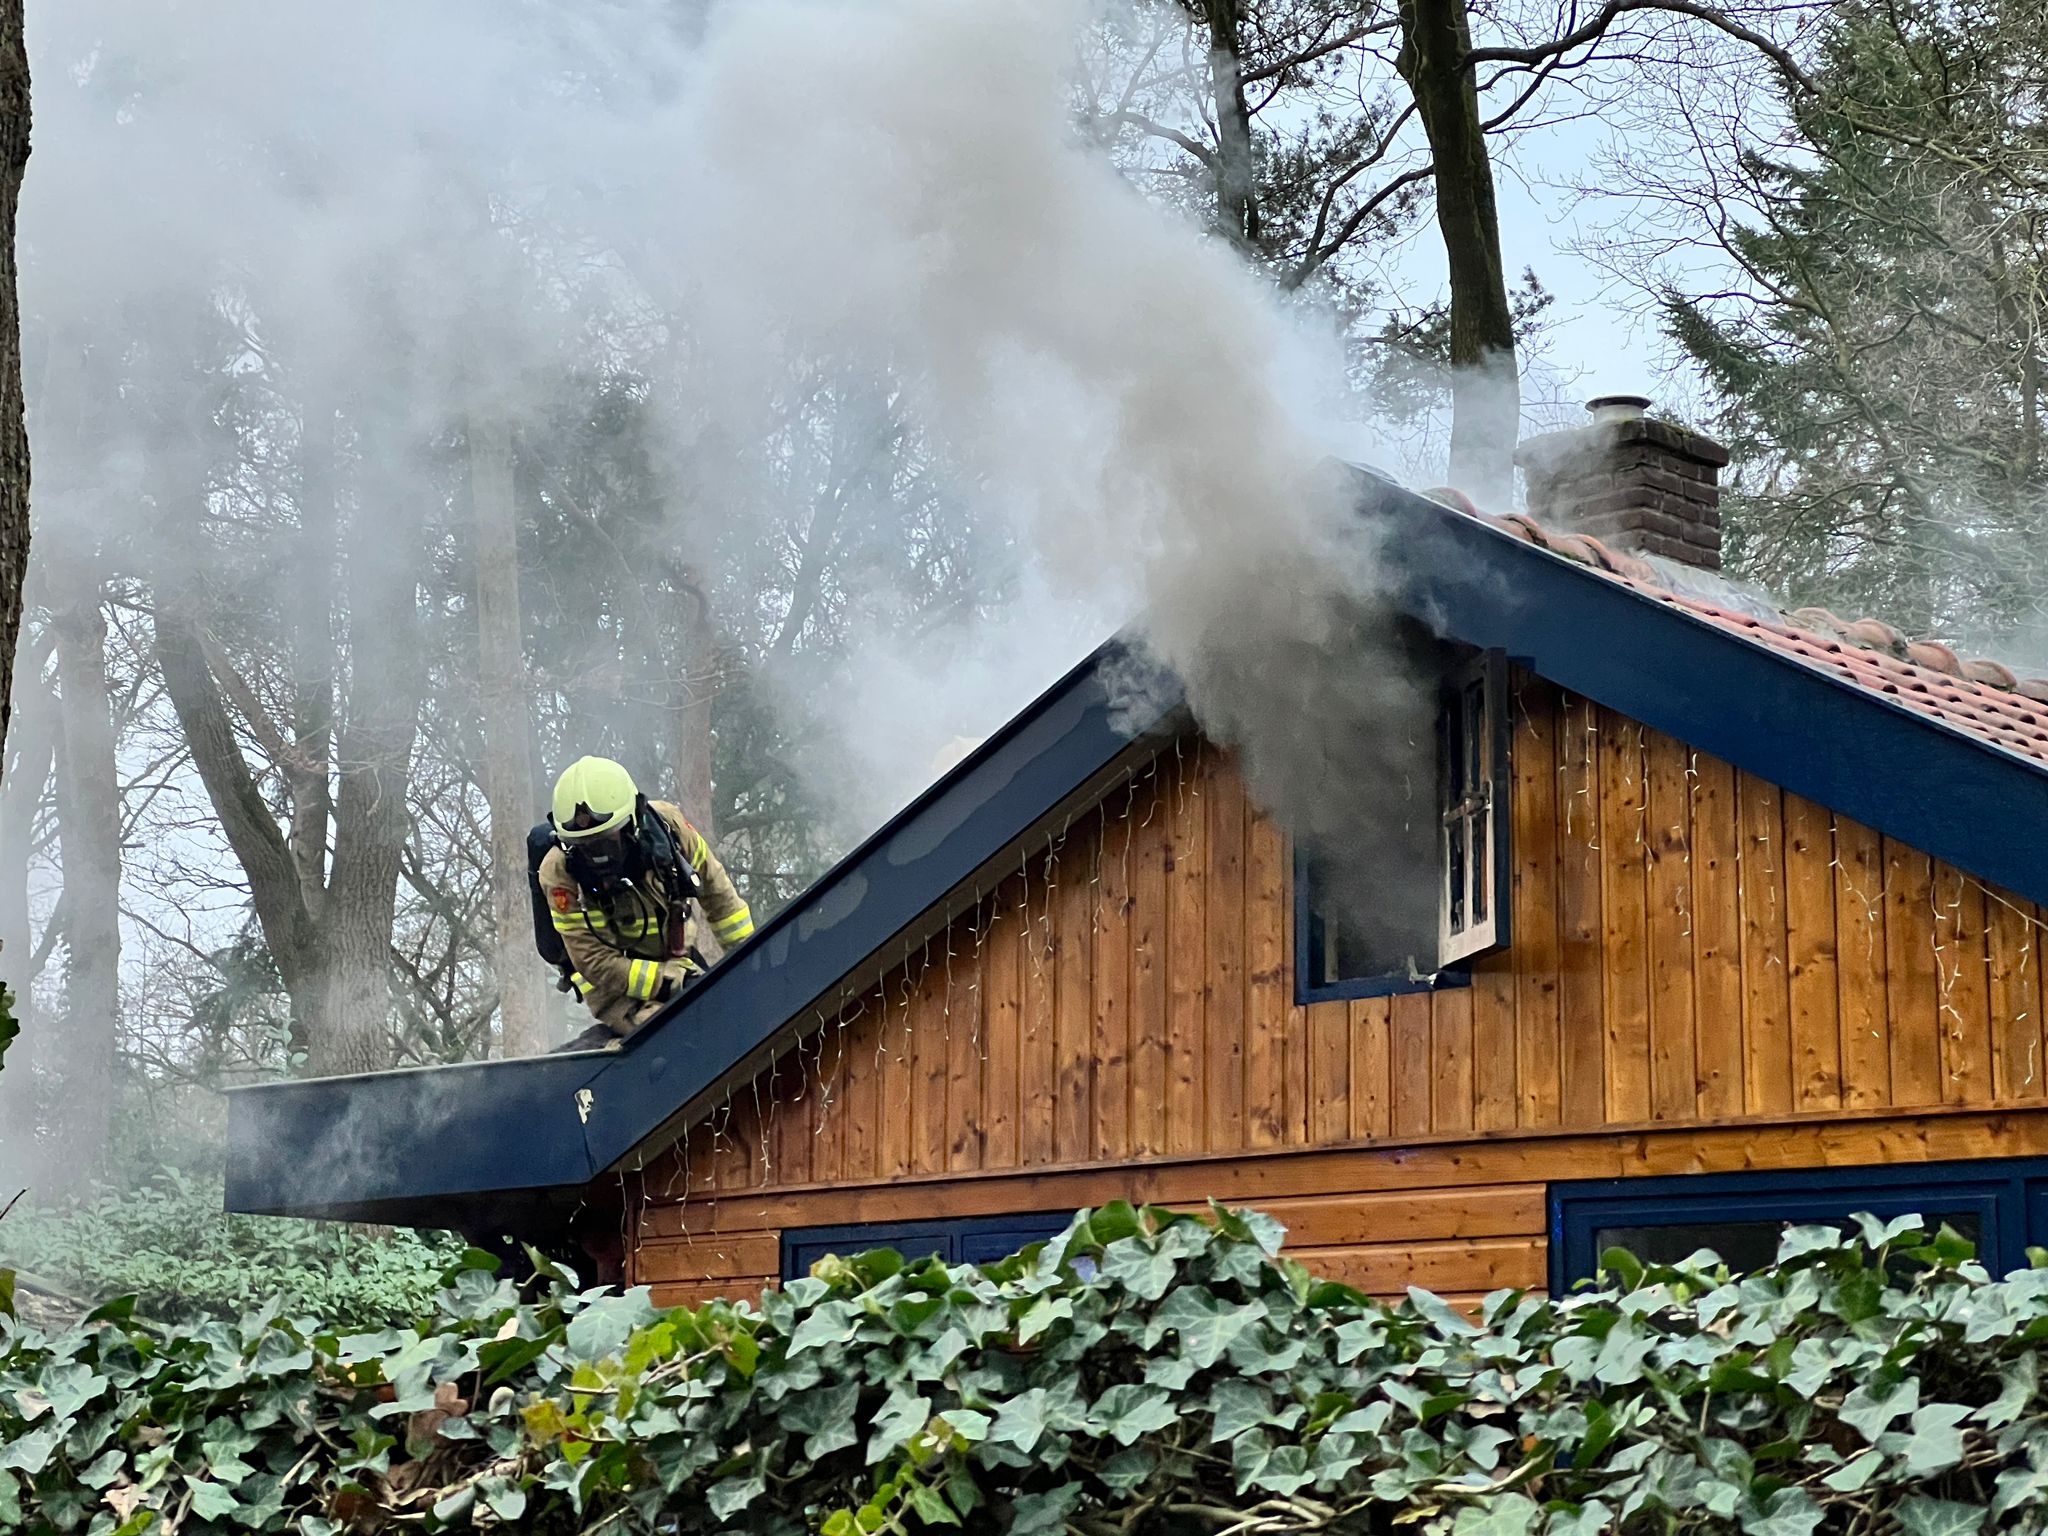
227, 401, 2048, 1306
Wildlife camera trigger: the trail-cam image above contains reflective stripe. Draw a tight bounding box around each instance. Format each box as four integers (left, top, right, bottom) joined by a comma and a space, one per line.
627, 958, 661, 1001
689, 833, 710, 873
550, 910, 607, 931
714, 909, 753, 942
570, 971, 594, 998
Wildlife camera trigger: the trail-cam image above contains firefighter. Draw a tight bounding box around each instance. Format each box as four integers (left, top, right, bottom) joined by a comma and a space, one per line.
538, 755, 753, 1051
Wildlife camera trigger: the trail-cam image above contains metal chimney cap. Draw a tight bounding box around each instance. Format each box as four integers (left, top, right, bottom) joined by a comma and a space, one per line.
1586, 393, 1651, 425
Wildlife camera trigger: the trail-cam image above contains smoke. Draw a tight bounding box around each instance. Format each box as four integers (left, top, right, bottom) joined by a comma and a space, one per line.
647, 0, 1427, 910
7, 0, 1448, 1176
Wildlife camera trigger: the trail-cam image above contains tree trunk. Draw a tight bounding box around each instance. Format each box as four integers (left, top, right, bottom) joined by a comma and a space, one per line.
0, 0, 31, 773
1200, 0, 1260, 251
155, 605, 321, 1009
49, 586, 119, 1177
1397, 0, 1519, 504
672, 568, 717, 840
287, 397, 338, 922
309, 465, 426, 1077
468, 418, 548, 1056
0, 639, 52, 1164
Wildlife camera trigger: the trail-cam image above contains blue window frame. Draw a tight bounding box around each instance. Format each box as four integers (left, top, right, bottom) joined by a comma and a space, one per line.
780, 1211, 1076, 1282
1548, 1157, 2048, 1291
1295, 649, 1508, 1004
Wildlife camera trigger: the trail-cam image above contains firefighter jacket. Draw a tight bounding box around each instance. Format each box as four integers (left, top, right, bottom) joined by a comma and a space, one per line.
537, 801, 754, 1036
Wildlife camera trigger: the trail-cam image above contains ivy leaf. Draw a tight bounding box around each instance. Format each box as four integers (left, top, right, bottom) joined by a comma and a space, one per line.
1146, 1288, 1262, 1369
1889, 1403, 1973, 1476
1840, 1377, 1920, 1442
790, 1301, 860, 1356
1009, 1482, 1084, 1536
1208, 1379, 1276, 1442
989, 1389, 1047, 1451
1450, 1491, 1539, 1535
1092, 1385, 1179, 1446
182, 1479, 239, 1523
1100, 1240, 1177, 1301
782, 1381, 863, 1461
478, 1477, 527, 1522
1017, 1295, 1072, 1344
867, 1384, 931, 1463
1097, 1446, 1156, 1496
1407, 1288, 1482, 1337
1894, 1497, 1986, 1536
706, 1473, 765, 1520
1743, 1488, 1823, 1536
1976, 1354, 2036, 1429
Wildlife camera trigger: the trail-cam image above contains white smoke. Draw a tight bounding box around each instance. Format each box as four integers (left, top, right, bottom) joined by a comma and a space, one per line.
16, 0, 1431, 1079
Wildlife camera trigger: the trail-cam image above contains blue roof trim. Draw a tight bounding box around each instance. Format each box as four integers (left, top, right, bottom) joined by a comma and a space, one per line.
223, 470, 2048, 1233
223, 637, 1181, 1229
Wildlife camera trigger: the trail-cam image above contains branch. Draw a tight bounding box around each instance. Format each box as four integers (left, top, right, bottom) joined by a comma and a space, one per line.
1100, 110, 1216, 166
1461, 0, 1812, 92
154, 606, 319, 992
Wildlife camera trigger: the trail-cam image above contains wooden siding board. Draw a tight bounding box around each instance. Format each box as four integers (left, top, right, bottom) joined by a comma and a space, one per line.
1128, 773, 1171, 1159
1294, 1237, 1545, 1296
1391, 991, 1432, 1138
1206, 757, 1249, 1152
1932, 864, 1991, 1107
1246, 805, 1290, 1147
1308, 1001, 1350, 1144
1093, 796, 1136, 1164
1021, 847, 1059, 1165
1513, 680, 1563, 1129
1053, 825, 1096, 1164
1783, 791, 1843, 1111
1348, 997, 1392, 1140
1165, 746, 1208, 1156
1737, 772, 1793, 1117
1600, 712, 1651, 1122
1884, 837, 1942, 1108
1554, 692, 1606, 1126
913, 947, 951, 1176
1644, 728, 1699, 1121
981, 877, 1024, 1169
1835, 815, 1891, 1109
1690, 753, 1745, 1118
643, 1104, 2048, 1239
1990, 892, 2045, 1101
947, 909, 988, 1173
769, 1049, 812, 1188
1432, 985, 1476, 1134
880, 967, 917, 1179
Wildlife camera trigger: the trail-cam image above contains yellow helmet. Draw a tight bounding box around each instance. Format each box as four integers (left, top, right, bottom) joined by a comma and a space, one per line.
551, 756, 639, 840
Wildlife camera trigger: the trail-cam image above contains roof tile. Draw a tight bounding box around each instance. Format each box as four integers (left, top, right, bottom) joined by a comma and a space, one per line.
1422, 487, 2048, 770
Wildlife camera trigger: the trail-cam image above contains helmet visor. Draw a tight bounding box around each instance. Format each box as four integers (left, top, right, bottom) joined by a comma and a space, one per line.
562, 795, 634, 872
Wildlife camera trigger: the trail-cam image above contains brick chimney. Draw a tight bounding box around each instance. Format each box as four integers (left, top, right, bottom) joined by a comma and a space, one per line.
1514, 395, 1731, 572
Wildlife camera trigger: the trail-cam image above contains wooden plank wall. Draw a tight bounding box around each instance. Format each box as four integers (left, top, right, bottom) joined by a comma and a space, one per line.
632, 672, 2048, 1303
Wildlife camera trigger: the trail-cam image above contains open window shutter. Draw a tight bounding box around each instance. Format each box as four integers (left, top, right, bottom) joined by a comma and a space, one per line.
1438, 651, 1508, 966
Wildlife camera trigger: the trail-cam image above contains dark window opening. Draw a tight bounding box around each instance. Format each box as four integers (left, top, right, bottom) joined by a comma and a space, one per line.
1547, 1159, 2048, 1291
1297, 645, 1509, 1003
780, 1211, 1075, 1283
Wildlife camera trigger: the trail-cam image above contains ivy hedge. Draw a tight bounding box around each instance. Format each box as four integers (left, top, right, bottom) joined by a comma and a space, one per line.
3, 1201, 2047, 1535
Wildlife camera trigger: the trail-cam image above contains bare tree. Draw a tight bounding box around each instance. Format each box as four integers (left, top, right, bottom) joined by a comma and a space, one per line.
0, 0, 29, 775
48, 569, 120, 1173
468, 419, 547, 1056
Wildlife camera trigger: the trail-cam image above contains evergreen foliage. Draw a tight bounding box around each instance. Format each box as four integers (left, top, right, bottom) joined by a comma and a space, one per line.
3, 1203, 2047, 1534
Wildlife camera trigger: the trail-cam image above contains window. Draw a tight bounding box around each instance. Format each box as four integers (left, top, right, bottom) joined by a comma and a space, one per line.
1546, 1158, 2048, 1291
1439, 653, 1505, 964
1297, 648, 1509, 1001
781, 1211, 1075, 1282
